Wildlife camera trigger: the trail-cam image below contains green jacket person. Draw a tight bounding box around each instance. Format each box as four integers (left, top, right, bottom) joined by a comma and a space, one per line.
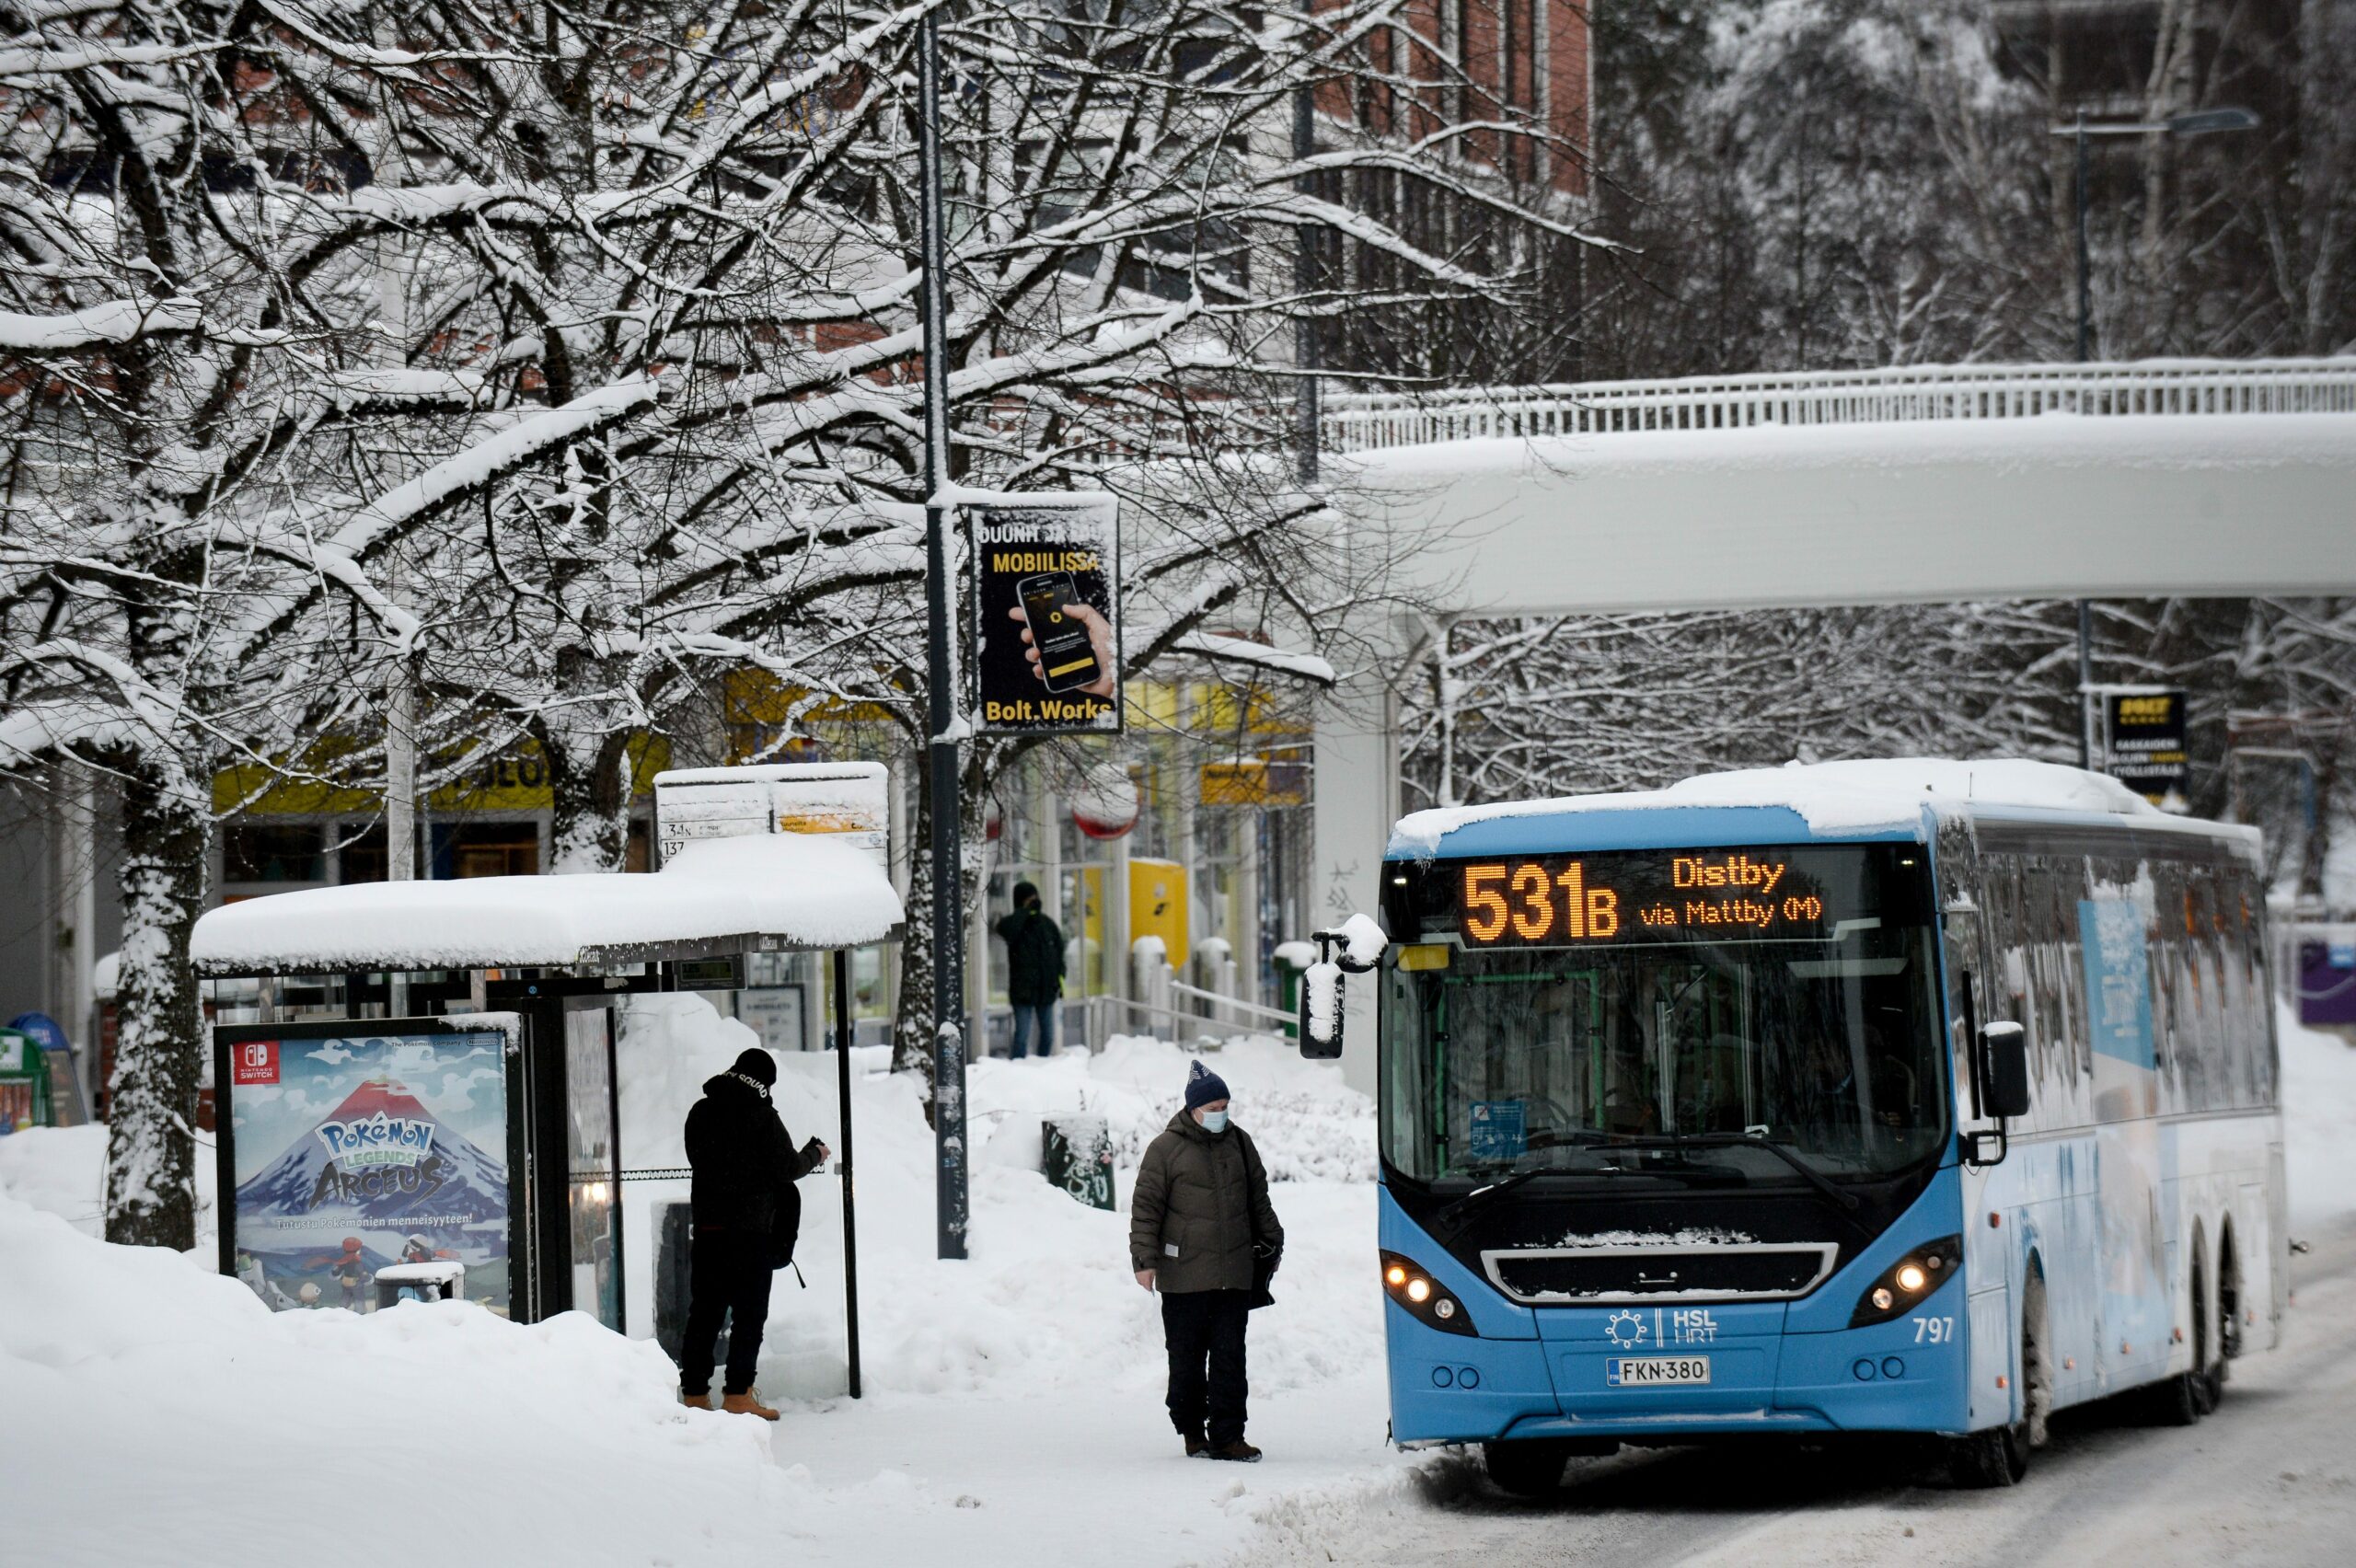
1129, 1061, 1284, 1460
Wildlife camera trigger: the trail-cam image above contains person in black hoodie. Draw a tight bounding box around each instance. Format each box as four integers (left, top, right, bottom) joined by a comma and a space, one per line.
680, 1047, 826, 1418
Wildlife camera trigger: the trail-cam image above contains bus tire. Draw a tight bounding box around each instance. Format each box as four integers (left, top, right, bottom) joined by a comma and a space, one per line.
1946, 1421, 2027, 1489
1483, 1439, 1571, 1498
2148, 1367, 2202, 1426
2150, 1256, 2208, 1426
1950, 1289, 2040, 1489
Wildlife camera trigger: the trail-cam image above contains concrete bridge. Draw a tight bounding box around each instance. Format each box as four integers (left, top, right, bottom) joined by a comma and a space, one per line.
1309, 357, 2356, 1090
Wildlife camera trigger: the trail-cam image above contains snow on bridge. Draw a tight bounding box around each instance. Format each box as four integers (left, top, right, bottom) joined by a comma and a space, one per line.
1324, 357, 2356, 617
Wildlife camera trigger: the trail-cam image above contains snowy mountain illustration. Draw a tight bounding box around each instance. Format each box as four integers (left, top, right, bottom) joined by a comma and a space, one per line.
236, 1076, 506, 1227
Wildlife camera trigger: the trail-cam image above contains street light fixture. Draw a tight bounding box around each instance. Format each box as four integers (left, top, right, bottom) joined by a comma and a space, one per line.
2046, 105, 2258, 768
2049, 106, 2261, 365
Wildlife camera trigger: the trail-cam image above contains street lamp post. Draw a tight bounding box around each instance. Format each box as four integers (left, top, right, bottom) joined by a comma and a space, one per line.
2049, 105, 2258, 773
916, 6, 969, 1261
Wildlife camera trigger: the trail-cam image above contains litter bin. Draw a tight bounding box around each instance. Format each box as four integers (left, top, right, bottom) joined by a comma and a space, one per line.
374, 1260, 466, 1309
1043, 1115, 1114, 1210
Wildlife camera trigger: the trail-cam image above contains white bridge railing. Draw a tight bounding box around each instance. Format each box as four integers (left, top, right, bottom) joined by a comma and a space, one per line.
1321, 357, 2356, 453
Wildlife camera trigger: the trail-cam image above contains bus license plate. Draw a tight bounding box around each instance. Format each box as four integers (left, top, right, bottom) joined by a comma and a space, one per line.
1608, 1356, 1711, 1387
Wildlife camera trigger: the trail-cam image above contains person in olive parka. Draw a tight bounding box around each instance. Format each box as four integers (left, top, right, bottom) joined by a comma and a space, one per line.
1130, 1060, 1284, 1461
679, 1047, 827, 1419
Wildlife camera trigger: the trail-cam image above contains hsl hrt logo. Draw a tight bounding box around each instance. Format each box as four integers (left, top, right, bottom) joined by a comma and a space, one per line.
315, 1112, 437, 1170
1605, 1309, 1647, 1348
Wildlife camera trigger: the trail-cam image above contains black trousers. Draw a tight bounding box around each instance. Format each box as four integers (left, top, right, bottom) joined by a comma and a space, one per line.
1161, 1288, 1252, 1445
680, 1229, 774, 1397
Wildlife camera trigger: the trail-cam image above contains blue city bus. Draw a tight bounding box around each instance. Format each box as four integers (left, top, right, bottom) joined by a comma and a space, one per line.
1360, 762, 2285, 1493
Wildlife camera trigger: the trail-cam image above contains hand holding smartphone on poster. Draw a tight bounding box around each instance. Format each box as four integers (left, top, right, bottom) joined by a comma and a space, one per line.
1011, 571, 1116, 698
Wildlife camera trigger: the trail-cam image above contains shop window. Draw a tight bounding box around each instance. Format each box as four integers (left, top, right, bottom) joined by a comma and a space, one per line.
223, 824, 326, 882
338, 824, 387, 883
451, 822, 539, 878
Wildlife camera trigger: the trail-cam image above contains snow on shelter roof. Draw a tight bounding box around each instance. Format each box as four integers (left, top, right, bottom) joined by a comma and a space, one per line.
190, 834, 903, 976
1391, 757, 2204, 859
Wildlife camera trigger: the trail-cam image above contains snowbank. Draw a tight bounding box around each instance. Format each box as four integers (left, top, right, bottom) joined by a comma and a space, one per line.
0, 1191, 834, 1567
0, 1122, 216, 1246
0, 998, 1399, 1568
2281, 1002, 2356, 1230
0, 1124, 106, 1236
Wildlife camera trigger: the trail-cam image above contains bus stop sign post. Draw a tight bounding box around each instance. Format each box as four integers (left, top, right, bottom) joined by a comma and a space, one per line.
835, 947, 862, 1397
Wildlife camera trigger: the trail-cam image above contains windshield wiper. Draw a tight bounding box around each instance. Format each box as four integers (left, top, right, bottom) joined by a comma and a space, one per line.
1437, 1169, 1545, 1232
1599, 1131, 1861, 1211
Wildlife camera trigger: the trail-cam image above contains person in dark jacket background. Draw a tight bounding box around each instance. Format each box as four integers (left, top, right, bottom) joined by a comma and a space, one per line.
995, 880, 1066, 1059
1129, 1060, 1283, 1461
680, 1047, 826, 1418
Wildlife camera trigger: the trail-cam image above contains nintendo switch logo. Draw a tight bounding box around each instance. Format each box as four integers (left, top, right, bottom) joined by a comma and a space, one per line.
232, 1041, 279, 1086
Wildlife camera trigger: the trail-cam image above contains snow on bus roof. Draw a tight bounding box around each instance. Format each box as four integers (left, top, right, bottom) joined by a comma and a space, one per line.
190, 834, 902, 975
1391, 757, 2180, 858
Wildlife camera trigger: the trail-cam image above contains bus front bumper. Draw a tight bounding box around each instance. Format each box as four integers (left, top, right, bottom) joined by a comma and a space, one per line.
1387, 1297, 1971, 1444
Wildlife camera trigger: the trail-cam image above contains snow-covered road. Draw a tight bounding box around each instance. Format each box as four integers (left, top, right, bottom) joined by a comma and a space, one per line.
1243, 1224, 2356, 1568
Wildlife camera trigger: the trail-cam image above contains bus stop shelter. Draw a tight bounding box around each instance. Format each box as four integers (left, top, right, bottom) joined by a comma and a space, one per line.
188, 831, 900, 1389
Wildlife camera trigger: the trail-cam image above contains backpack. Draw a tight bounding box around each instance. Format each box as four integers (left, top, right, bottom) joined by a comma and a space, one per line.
768, 1177, 802, 1271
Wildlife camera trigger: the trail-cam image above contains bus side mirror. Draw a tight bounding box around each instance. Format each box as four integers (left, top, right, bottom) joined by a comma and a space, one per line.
1980, 1020, 2030, 1120
1299, 962, 1345, 1059
1298, 918, 1386, 1059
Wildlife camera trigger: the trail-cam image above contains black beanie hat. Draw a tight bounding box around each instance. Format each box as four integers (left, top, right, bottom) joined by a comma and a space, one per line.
732, 1047, 778, 1087
1013, 880, 1040, 907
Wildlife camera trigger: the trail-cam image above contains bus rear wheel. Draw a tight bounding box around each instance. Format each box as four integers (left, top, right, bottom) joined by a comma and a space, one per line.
1484, 1439, 1572, 1498
2149, 1256, 2209, 1426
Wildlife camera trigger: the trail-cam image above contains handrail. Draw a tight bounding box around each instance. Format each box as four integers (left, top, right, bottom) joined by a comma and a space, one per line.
1167, 977, 1295, 1025
1321, 357, 2356, 453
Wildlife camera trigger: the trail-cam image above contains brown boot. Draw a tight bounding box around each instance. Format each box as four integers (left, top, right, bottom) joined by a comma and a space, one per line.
680, 1390, 712, 1412
721, 1389, 780, 1421
1183, 1433, 1208, 1458
1205, 1440, 1261, 1463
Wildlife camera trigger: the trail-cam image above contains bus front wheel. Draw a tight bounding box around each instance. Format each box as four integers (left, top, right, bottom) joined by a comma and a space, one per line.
1484, 1439, 1572, 1498
1947, 1417, 2028, 1488
1949, 1283, 2044, 1489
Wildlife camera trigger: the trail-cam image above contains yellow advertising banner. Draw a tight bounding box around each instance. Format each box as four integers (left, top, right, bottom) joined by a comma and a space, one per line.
1128, 856, 1189, 970
1198, 757, 1309, 809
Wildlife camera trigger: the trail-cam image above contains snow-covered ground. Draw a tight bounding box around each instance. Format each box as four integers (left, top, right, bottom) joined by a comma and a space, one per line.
2281, 1003, 2356, 1230
0, 1002, 1408, 1567
8, 997, 2356, 1567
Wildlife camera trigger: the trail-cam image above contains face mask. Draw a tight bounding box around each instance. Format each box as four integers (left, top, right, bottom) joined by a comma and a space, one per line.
1199, 1109, 1230, 1134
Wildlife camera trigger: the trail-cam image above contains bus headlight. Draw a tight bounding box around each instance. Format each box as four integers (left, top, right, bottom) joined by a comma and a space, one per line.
1380, 1250, 1477, 1338
1850, 1235, 1962, 1327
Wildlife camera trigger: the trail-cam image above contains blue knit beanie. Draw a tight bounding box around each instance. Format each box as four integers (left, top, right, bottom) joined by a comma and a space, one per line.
1184, 1059, 1230, 1110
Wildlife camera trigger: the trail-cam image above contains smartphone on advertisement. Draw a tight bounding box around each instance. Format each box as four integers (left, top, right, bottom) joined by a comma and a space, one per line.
1017, 571, 1103, 694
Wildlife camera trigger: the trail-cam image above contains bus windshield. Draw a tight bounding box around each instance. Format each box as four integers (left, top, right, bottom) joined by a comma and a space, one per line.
1380, 843, 1948, 1186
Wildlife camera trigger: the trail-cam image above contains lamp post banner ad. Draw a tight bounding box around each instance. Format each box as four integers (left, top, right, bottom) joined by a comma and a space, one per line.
2101, 687, 2190, 803
970, 496, 1122, 734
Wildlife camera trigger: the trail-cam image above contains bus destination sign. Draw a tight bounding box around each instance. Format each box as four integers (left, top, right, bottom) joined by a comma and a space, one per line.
1455, 850, 1840, 949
